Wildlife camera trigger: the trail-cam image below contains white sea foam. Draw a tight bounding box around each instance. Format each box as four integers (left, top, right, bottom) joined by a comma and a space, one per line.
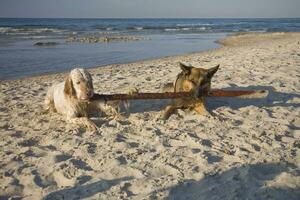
164, 27, 208, 32
196, 27, 208, 30
0, 27, 66, 36
20, 35, 51, 39
134, 27, 143, 30
0, 27, 19, 33
164, 28, 178, 31
176, 23, 212, 27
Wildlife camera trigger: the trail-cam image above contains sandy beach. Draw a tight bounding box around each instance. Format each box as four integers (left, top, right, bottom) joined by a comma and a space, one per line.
0, 32, 300, 199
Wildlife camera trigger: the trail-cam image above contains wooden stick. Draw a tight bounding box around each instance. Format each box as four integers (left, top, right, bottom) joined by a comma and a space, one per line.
209, 89, 267, 97
91, 89, 267, 101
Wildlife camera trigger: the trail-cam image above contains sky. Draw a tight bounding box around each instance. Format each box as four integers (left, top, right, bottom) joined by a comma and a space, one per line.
0, 0, 299, 18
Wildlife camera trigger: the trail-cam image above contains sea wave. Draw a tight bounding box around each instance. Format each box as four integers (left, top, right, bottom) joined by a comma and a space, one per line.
19, 35, 57, 39
0, 27, 66, 35
124, 25, 211, 32
176, 23, 213, 27
1, 18, 297, 39
165, 27, 209, 32
134, 27, 143, 30
71, 22, 267, 33
93, 25, 115, 31
164, 28, 178, 31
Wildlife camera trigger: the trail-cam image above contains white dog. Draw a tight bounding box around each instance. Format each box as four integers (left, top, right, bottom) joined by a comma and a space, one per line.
45, 68, 113, 130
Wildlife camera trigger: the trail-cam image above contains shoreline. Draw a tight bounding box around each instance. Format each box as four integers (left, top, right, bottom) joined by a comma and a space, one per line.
0, 35, 224, 83
0, 32, 224, 81
1, 32, 300, 199
1, 31, 298, 83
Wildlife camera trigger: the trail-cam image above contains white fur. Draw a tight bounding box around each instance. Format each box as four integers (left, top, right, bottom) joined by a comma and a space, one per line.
45, 68, 107, 130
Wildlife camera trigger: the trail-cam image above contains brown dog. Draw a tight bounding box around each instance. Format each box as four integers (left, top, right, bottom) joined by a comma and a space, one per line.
162, 63, 219, 119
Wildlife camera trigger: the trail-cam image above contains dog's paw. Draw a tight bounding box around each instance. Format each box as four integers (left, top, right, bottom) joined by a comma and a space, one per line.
156, 115, 167, 124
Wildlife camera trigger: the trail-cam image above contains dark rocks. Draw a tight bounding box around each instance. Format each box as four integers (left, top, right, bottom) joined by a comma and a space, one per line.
34, 42, 59, 46
66, 35, 147, 43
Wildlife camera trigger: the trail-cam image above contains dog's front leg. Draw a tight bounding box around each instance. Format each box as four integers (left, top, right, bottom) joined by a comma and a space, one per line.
163, 104, 177, 120
194, 101, 210, 116
162, 99, 184, 120
88, 100, 109, 116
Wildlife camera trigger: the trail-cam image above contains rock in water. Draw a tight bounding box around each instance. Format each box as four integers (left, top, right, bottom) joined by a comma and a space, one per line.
34, 42, 59, 46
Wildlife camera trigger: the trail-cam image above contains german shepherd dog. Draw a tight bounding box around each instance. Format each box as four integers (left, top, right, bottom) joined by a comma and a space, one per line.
162, 63, 219, 119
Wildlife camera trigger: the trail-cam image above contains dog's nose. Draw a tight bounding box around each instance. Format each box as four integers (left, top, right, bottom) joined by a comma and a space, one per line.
194, 89, 203, 99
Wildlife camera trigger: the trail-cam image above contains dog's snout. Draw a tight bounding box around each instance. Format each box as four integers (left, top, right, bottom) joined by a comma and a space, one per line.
194, 83, 210, 99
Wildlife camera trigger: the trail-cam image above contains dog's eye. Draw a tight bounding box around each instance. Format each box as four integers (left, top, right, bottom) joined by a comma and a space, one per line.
76, 81, 80, 84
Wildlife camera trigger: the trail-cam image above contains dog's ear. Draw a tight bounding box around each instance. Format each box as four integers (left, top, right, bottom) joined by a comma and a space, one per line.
179, 62, 191, 75
207, 64, 220, 79
87, 72, 94, 90
64, 76, 75, 97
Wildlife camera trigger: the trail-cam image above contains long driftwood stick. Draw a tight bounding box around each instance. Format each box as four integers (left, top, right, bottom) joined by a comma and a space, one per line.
91, 89, 267, 101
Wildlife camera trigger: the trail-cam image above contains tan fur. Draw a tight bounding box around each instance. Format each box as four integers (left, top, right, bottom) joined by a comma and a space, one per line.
162, 63, 219, 120
182, 80, 194, 92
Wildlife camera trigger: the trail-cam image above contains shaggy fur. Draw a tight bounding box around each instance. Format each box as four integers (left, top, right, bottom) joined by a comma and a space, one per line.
45, 68, 113, 130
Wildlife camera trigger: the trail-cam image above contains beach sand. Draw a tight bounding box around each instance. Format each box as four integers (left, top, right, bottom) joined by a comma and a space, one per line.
0, 32, 300, 199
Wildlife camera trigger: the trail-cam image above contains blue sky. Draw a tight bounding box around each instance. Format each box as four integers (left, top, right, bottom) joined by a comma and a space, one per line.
0, 0, 299, 18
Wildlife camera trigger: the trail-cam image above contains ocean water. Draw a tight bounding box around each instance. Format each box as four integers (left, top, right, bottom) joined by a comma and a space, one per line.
0, 18, 300, 80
